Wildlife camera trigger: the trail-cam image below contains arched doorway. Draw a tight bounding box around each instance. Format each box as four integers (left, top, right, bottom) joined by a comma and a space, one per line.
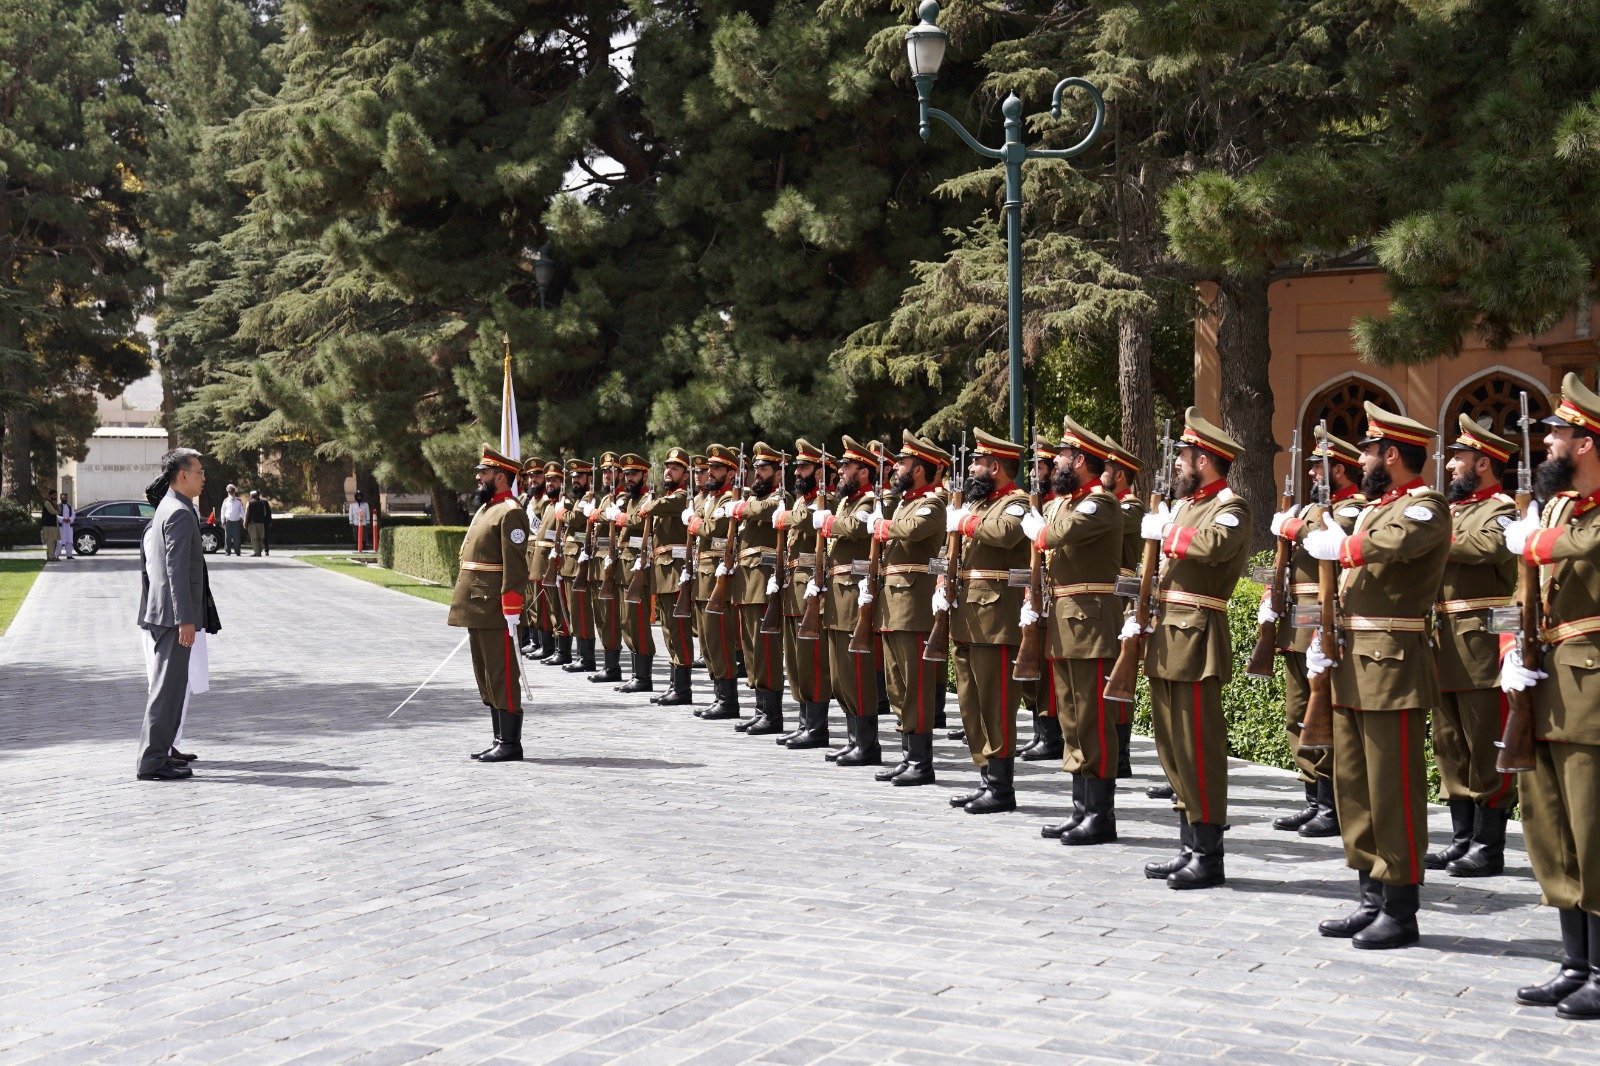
1442, 369, 1551, 476
1297, 375, 1403, 494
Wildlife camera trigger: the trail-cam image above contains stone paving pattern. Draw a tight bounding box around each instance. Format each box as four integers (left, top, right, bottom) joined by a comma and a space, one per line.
0, 553, 1592, 1063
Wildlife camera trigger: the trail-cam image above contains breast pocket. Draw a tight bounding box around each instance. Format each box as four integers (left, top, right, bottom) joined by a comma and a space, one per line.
1352, 632, 1405, 665
467, 573, 497, 601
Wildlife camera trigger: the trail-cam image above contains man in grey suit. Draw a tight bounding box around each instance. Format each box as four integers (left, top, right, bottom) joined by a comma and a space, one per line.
137, 448, 209, 781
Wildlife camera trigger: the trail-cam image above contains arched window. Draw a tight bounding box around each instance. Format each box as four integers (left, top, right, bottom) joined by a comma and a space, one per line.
1443, 370, 1551, 472
1299, 376, 1401, 458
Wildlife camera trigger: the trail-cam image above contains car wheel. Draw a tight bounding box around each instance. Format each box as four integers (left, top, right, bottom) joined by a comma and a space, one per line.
201, 529, 222, 554
74, 530, 101, 556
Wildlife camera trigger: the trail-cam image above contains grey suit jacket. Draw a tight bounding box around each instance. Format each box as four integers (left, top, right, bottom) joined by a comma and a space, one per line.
139, 490, 206, 631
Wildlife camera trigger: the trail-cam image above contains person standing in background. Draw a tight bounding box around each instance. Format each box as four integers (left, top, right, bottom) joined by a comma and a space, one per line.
57, 492, 76, 560
348, 491, 371, 550
38, 489, 61, 562
246, 490, 271, 557
220, 485, 245, 556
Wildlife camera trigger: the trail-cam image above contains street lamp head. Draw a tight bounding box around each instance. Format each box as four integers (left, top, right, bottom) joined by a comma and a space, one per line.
527, 244, 557, 288
905, 1, 947, 80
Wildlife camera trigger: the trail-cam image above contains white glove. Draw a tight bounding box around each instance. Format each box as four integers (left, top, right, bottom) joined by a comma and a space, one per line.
857, 578, 874, 606
679, 506, 695, 524
772, 506, 788, 528
1503, 500, 1541, 557
713, 504, 729, 520
1269, 508, 1295, 537
1140, 503, 1172, 541
1304, 513, 1347, 561
1019, 602, 1040, 628
853, 510, 871, 522
603, 556, 614, 572
1118, 615, 1142, 641
766, 574, 778, 595
1305, 632, 1333, 678
811, 508, 831, 530
678, 568, 691, 586
866, 512, 886, 536
715, 562, 729, 577
1020, 510, 1045, 542
580, 500, 596, 517
631, 557, 642, 571
946, 505, 971, 533
1256, 597, 1278, 625
805, 579, 821, 599
1500, 644, 1547, 693
577, 550, 589, 564
931, 586, 950, 614
604, 504, 622, 522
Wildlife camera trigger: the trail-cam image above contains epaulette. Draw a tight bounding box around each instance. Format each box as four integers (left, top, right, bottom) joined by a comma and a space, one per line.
1493, 492, 1514, 504
1217, 486, 1237, 502
1407, 485, 1431, 496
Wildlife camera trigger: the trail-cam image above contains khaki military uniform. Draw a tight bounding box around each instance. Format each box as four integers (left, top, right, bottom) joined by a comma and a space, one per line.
784, 492, 831, 703
692, 486, 739, 680
1328, 479, 1451, 886
617, 492, 656, 658
589, 491, 622, 652
522, 493, 550, 631
822, 486, 880, 719
448, 493, 531, 713
733, 492, 784, 692
1436, 487, 1518, 807
555, 494, 593, 640
878, 485, 947, 733
1113, 491, 1146, 729
950, 485, 1032, 763
1145, 483, 1253, 824
647, 484, 695, 668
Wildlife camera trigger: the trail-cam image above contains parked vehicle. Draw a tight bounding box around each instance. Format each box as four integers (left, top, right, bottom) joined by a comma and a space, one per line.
71, 500, 222, 556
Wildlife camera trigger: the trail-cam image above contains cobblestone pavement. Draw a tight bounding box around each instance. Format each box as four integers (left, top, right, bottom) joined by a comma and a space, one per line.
0, 553, 1591, 1064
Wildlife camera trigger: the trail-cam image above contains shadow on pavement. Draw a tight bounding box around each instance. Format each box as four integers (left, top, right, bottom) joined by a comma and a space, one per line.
522, 756, 705, 771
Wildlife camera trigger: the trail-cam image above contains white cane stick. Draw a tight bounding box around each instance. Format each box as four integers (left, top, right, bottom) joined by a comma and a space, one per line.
509, 616, 535, 703
389, 634, 470, 718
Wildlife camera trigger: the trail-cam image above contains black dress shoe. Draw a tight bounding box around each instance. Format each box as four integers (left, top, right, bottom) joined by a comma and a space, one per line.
170, 748, 196, 762
1147, 782, 1175, 799
138, 766, 193, 781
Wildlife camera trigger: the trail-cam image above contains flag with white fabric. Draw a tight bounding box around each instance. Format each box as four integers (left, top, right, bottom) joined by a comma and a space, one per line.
499, 336, 520, 491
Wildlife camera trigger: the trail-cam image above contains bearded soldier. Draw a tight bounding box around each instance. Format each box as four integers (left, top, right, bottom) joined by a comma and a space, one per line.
449, 446, 531, 762
942, 429, 1031, 813
1019, 434, 1065, 765
1266, 429, 1367, 839
1027, 417, 1125, 845
586, 453, 625, 684
1303, 403, 1449, 949
870, 432, 950, 785
648, 448, 695, 706
1102, 435, 1149, 788
1500, 372, 1600, 1017
1427, 414, 1519, 877
691, 446, 742, 719
554, 459, 596, 674
610, 454, 657, 692
1138, 410, 1252, 889
530, 461, 569, 665
714, 443, 784, 735
776, 441, 833, 749
518, 455, 547, 659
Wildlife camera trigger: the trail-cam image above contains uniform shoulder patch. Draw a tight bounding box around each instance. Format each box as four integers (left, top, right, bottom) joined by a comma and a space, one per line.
1337, 506, 1361, 519
1403, 504, 1434, 521
510, 527, 526, 545
1496, 514, 1514, 530
1217, 487, 1236, 501
917, 506, 934, 517
1076, 499, 1099, 514
1214, 512, 1240, 528
1005, 503, 1028, 517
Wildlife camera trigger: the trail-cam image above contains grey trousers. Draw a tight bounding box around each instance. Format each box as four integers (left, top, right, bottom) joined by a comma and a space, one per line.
137, 626, 192, 774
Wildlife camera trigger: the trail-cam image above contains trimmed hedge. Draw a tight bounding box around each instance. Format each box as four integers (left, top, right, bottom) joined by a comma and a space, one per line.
265, 513, 433, 547
382, 525, 467, 587
0, 499, 37, 550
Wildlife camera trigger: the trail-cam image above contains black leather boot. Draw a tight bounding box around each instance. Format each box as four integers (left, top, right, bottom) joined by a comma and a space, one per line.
1518, 909, 1590, 1006
1064, 776, 1118, 846
656, 666, 693, 706
1116, 721, 1133, 778
1147, 781, 1175, 799
617, 653, 654, 693
1042, 775, 1085, 839
1298, 776, 1340, 838
951, 764, 988, 807
1555, 913, 1600, 1018
1167, 822, 1225, 889
893, 732, 936, 786
839, 711, 881, 766
965, 757, 1015, 813
1017, 712, 1045, 759
522, 628, 546, 660
876, 670, 890, 719
1426, 798, 1475, 869
733, 687, 759, 729
1274, 781, 1320, 831
471, 707, 500, 760
563, 638, 596, 673
747, 690, 785, 735
542, 635, 573, 666
1144, 811, 1193, 879
827, 713, 858, 762
876, 734, 910, 781
786, 702, 830, 748
589, 647, 623, 683
478, 709, 524, 762
1020, 714, 1063, 762
1447, 804, 1507, 877
701, 678, 741, 720
1352, 882, 1420, 950
1319, 871, 1383, 938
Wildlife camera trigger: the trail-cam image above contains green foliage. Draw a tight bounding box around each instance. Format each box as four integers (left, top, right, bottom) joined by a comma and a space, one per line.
1219, 567, 1294, 771
385, 525, 468, 587
261, 512, 431, 548
0, 499, 38, 551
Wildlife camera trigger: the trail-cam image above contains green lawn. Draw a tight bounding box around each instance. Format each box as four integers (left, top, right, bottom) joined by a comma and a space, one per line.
299, 553, 453, 606
0, 558, 46, 637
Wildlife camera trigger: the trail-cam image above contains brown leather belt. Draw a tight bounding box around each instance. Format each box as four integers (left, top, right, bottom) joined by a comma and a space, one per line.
959, 568, 1012, 583
1052, 582, 1116, 599
883, 562, 932, 577
1542, 616, 1600, 644
1342, 615, 1428, 633
459, 561, 503, 573
1437, 596, 1513, 614
1289, 582, 1319, 597
1158, 589, 1228, 613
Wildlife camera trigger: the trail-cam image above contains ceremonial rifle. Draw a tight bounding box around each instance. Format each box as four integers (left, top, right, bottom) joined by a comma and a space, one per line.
848, 444, 888, 655
706, 443, 745, 616
1246, 428, 1300, 679
797, 443, 831, 641
1496, 392, 1540, 773
1013, 411, 1047, 682
1104, 420, 1174, 702
541, 469, 569, 632
1298, 420, 1340, 750
600, 462, 625, 602
922, 432, 968, 664
673, 453, 699, 619
573, 458, 597, 597
624, 457, 654, 605
760, 451, 790, 635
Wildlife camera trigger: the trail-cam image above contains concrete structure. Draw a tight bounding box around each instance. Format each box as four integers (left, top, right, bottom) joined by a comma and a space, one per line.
57, 427, 170, 505
1196, 267, 1600, 494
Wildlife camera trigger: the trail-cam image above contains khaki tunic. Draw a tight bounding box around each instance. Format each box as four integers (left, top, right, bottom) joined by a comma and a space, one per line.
617, 492, 655, 657
729, 492, 782, 691
1115, 491, 1145, 577
950, 486, 1031, 762
781, 491, 831, 705
589, 492, 622, 651
448, 495, 532, 712
823, 487, 879, 718
692, 487, 739, 680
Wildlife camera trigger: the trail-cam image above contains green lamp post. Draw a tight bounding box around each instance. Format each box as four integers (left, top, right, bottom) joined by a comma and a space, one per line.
905, 0, 1105, 444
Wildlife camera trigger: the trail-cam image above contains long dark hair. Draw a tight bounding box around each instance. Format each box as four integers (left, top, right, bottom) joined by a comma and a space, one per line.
146, 448, 202, 507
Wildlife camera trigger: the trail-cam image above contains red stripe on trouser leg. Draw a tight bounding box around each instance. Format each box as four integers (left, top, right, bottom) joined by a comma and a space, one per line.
502, 629, 516, 713
1193, 680, 1208, 822
915, 634, 926, 733
853, 639, 864, 717
1095, 659, 1107, 778
1399, 711, 1419, 883
1045, 657, 1058, 718
1489, 692, 1514, 806
998, 645, 1011, 757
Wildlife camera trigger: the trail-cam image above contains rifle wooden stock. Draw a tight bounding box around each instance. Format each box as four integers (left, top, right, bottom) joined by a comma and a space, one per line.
922, 532, 964, 665
1496, 492, 1540, 773
797, 509, 827, 642
1298, 547, 1339, 750
760, 511, 788, 634
1245, 495, 1295, 679
1104, 492, 1164, 703
848, 517, 883, 656
705, 497, 739, 616
624, 498, 651, 605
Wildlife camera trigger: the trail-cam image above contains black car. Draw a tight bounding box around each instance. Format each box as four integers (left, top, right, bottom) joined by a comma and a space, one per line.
71, 500, 223, 556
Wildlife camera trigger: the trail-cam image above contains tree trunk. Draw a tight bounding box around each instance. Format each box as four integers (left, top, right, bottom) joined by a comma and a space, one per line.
1, 318, 32, 505
355, 466, 381, 514
429, 480, 467, 525
1214, 272, 1277, 552
314, 458, 347, 512
1117, 307, 1156, 497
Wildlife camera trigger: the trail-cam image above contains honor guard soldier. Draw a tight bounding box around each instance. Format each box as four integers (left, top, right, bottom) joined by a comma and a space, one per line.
1429, 414, 1519, 876
533, 462, 573, 666
1267, 428, 1366, 838
1499, 373, 1600, 1017
1303, 403, 1449, 948
943, 429, 1031, 813
449, 446, 532, 762
517, 455, 546, 658
557, 459, 597, 674
727, 443, 787, 734
1019, 434, 1065, 765
648, 448, 696, 705
587, 453, 625, 683
611, 453, 657, 692
1139, 409, 1252, 888
871, 432, 950, 785
1027, 417, 1126, 845
776, 441, 834, 748
813, 436, 883, 765
1102, 435, 1148, 785
691, 446, 742, 719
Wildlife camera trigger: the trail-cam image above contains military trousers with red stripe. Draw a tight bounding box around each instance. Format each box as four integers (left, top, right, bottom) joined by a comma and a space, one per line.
1433, 688, 1517, 808
882, 630, 942, 735
696, 599, 739, 680
1283, 651, 1334, 782
1048, 656, 1119, 779
826, 629, 878, 719
1149, 676, 1229, 825
1333, 707, 1429, 886
737, 603, 783, 691
783, 612, 830, 704
469, 627, 522, 714
564, 579, 594, 641
954, 641, 1025, 766
655, 595, 694, 668
592, 571, 622, 652
620, 585, 656, 657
